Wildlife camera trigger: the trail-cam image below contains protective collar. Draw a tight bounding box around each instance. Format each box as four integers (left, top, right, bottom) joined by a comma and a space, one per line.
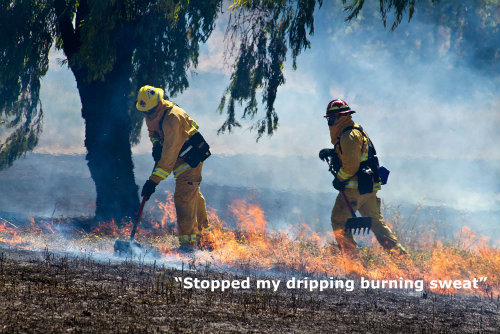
329, 115, 355, 145
144, 99, 174, 122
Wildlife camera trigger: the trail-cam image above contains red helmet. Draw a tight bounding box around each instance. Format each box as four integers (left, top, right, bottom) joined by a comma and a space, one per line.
324, 99, 356, 118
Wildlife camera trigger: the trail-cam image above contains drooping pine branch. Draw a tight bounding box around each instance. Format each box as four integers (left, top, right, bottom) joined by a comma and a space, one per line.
219, 0, 322, 140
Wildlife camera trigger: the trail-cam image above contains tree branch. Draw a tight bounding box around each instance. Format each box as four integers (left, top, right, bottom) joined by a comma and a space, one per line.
53, 0, 79, 60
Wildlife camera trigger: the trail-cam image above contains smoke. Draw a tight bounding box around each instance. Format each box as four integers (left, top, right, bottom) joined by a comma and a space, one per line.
308, 6, 500, 218
36, 65, 85, 155
178, 5, 500, 220
3, 2, 497, 237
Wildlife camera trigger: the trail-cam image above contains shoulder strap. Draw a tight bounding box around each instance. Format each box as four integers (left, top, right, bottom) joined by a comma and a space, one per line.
337, 125, 361, 154
338, 125, 377, 156
342, 125, 364, 137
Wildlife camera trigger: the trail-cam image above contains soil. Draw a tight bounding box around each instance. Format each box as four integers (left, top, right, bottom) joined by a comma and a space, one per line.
1, 246, 499, 334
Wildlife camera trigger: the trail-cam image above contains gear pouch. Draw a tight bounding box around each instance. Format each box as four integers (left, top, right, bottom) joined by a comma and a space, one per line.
178, 132, 211, 168
358, 166, 374, 195
379, 166, 390, 185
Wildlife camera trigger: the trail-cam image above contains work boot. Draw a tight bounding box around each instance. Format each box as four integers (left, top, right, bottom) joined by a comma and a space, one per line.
178, 242, 197, 254
178, 234, 198, 253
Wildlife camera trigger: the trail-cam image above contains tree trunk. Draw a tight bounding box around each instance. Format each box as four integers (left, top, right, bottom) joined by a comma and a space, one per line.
54, 1, 140, 223
73, 59, 139, 223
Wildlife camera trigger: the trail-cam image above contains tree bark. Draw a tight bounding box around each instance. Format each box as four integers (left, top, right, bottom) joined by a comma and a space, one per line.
73, 60, 140, 223
54, 0, 140, 223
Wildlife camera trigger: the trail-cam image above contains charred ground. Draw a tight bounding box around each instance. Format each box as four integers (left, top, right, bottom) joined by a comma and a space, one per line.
1, 246, 499, 334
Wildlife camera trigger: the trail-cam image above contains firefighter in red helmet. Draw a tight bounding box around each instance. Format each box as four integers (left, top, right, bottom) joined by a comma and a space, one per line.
319, 99, 406, 255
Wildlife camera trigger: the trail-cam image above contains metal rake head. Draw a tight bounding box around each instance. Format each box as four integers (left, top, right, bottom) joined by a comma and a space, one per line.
344, 217, 372, 235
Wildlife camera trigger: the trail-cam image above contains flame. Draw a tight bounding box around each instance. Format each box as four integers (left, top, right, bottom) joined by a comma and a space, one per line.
1, 195, 499, 297
0, 222, 24, 246
90, 219, 131, 237
200, 199, 499, 296
154, 191, 177, 232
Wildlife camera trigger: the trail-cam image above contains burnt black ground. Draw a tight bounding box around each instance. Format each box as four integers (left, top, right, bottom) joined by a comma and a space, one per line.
1, 245, 499, 334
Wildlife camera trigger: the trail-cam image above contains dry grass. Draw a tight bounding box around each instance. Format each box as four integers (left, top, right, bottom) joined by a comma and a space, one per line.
1, 198, 500, 333
1, 246, 500, 334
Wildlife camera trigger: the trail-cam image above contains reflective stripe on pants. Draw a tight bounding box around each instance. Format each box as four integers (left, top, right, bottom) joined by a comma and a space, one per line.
179, 234, 198, 245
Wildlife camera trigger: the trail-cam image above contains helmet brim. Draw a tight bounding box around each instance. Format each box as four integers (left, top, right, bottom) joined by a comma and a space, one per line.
324, 110, 356, 118
136, 103, 154, 112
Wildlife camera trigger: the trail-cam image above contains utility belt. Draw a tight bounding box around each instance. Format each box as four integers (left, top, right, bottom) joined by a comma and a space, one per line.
357, 155, 381, 194
178, 131, 211, 168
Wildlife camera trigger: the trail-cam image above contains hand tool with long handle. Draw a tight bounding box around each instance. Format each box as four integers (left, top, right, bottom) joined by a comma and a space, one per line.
339, 189, 372, 235
129, 197, 147, 241
113, 197, 147, 256
324, 156, 372, 235
114, 162, 159, 257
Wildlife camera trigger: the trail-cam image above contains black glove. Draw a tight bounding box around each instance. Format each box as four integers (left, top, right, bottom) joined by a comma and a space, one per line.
319, 148, 335, 161
152, 142, 162, 163
332, 177, 348, 191
141, 179, 157, 200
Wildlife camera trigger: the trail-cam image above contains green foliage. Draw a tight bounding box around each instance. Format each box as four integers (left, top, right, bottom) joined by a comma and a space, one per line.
72, 0, 220, 83
130, 0, 221, 95
0, 0, 55, 169
0, 0, 223, 161
1, 0, 497, 164
0, 109, 42, 169
342, 0, 423, 30
218, 0, 322, 140
337, 0, 499, 74
219, 0, 499, 139
217, 0, 420, 139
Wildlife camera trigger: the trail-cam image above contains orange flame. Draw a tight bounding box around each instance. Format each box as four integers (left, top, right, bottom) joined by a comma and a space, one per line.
154, 191, 177, 232
1, 195, 499, 297
0, 222, 24, 246
199, 199, 499, 296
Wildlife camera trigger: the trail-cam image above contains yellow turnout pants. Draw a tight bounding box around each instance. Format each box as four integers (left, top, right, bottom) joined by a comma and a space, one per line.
173, 159, 209, 245
331, 188, 405, 254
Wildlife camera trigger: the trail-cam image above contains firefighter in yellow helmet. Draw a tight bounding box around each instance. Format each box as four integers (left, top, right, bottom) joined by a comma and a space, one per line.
319, 99, 406, 256
136, 85, 211, 253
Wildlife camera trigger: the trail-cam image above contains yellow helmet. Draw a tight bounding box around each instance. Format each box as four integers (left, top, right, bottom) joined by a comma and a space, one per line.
136, 85, 164, 112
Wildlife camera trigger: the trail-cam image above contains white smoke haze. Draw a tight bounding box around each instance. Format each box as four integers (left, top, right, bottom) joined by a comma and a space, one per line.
2, 3, 498, 239
196, 23, 229, 75
36, 57, 86, 155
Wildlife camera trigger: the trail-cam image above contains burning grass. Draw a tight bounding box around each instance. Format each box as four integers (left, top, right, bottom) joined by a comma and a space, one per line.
0, 194, 499, 298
